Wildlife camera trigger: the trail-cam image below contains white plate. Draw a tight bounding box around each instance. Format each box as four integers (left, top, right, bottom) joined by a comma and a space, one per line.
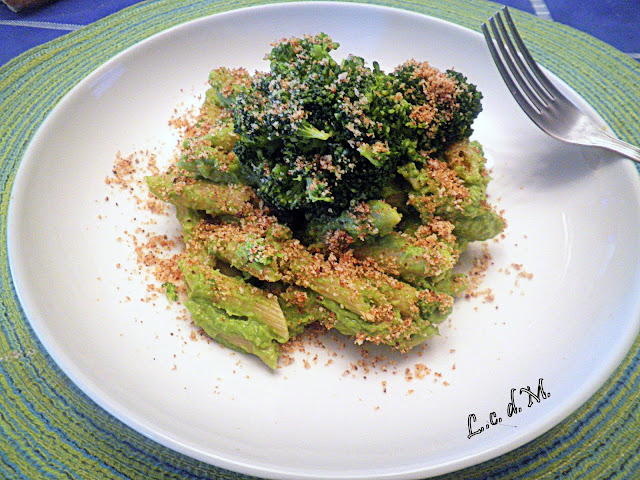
7, 2, 640, 479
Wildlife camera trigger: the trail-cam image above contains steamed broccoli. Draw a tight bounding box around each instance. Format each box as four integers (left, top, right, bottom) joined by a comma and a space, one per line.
373, 61, 483, 157
232, 33, 483, 222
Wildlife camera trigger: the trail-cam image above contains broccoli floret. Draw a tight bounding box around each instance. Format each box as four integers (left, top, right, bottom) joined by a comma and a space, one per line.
377, 60, 483, 157
206, 67, 251, 109
442, 70, 483, 144
161, 282, 178, 302
232, 34, 483, 223
232, 34, 389, 216
302, 199, 402, 246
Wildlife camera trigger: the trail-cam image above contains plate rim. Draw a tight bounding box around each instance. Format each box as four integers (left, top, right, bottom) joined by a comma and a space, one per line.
3, 1, 640, 480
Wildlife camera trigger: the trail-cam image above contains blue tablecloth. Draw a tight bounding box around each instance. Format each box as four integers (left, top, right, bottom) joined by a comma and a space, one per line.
2, 1, 640, 480
1, 0, 639, 66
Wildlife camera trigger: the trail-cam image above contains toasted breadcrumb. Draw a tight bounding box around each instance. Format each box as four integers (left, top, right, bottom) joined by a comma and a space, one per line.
464, 243, 496, 304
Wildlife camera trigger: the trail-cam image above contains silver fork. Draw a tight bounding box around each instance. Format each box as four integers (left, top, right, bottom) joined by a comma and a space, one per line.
482, 7, 640, 163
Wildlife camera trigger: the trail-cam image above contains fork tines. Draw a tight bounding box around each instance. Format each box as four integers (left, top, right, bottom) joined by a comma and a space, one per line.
481, 7, 562, 115
481, 7, 640, 162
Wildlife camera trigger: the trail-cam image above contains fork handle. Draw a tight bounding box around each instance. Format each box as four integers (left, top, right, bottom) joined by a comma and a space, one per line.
594, 131, 640, 164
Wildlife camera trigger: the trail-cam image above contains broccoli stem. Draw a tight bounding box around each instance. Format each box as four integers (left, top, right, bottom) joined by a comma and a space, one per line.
177, 142, 243, 184
297, 122, 332, 140
304, 199, 402, 245
182, 122, 238, 153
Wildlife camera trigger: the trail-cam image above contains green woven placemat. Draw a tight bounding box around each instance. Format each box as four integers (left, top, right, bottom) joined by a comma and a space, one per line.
2, 1, 640, 478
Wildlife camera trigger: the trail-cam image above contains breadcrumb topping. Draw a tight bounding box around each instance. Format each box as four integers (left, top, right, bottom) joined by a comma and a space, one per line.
398, 59, 458, 127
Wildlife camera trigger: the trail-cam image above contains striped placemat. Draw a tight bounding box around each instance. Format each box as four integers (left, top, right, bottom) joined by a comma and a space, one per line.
1, 0, 640, 478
